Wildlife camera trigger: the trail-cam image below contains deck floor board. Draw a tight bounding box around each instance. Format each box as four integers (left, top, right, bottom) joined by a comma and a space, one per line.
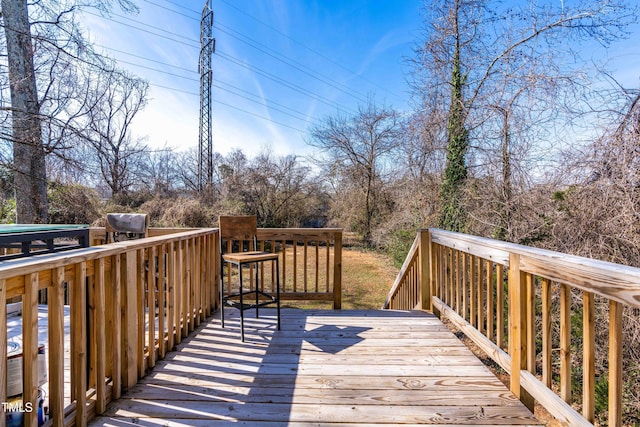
90, 309, 541, 426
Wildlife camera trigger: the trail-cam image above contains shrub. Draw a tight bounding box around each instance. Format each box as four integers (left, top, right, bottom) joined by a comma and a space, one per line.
157, 197, 216, 228
48, 183, 103, 224
0, 197, 16, 223
387, 228, 416, 268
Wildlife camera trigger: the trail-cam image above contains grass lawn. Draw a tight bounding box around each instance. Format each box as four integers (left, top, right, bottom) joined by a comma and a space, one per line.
282, 247, 399, 310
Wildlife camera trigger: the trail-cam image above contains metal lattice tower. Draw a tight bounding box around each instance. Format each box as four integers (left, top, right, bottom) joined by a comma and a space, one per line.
198, 0, 215, 192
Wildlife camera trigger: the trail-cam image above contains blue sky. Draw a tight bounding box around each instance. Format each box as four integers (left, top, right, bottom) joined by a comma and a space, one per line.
82, 0, 422, 157
81, 0, 640, 158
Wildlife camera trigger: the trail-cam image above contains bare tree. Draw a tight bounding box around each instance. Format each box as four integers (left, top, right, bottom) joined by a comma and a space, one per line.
244, 150, 325, 227
307, 100, 403, 246
83, 69, 149, 197
412, 0, 637, 233
139, 147, 186, 196
0, 0, 137, 222
2, 0, 47, 222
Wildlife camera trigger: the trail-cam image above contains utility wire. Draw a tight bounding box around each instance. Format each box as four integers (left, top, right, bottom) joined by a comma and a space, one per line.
105, 56, 317, 126
143, 0, 379, 105
95, 44, 197, 74
83, 10, 198, 48
216, 0, 405, 102
86, 9, 356, 115
217, 51, 356, 115
149, 82, 306, 133
142, 0, 197, 21
96, 43, 323, 125
214, 23, 369, 104
96, 43, 344, 121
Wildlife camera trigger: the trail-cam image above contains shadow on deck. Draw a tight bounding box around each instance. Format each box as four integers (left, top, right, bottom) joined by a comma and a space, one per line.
90, 309, 541, 426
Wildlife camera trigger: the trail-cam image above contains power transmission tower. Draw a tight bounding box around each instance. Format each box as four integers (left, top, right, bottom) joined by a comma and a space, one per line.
198, 0, 215, 192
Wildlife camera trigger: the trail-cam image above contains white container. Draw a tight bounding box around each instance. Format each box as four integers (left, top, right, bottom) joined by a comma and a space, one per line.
7, 341, 47, 397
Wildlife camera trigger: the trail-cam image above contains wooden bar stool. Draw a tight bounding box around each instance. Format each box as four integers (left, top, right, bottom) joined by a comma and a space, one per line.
219, 216, 281, 341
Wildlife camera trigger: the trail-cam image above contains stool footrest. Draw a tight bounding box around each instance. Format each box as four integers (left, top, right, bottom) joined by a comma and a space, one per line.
224, 290, 278, 311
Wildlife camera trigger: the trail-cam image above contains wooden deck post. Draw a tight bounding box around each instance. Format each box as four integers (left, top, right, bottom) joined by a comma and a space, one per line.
123, 250, 139, 389
95, 258, 107, 414
508, 253, 534, 412
0, 279, 6, 427
333, 231, 342, 310
609, 300, 623, 427
24, 272, 39, 427
419, 229, 431, 311
111, 253, 122, 399
71, 264, 87, 425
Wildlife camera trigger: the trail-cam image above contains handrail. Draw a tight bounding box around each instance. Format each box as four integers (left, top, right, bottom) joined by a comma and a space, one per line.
0, 227, 219, 426
0, 226, 343, 426
249, 228, 342, 309
383, 232, 420, 309
384, 228, 640, 427
95, 227, 343, 308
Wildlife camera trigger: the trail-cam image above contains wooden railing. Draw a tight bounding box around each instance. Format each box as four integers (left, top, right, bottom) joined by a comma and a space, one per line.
94, 227, 343, 308
0, 228, 219, 427
384, 228, 640, 427
0, 226, 342, 427
225, 228, 343, 309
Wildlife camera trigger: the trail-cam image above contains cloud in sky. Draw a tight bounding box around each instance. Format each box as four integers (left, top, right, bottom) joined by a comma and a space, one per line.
80, 0, 423, 157
79, 0, 640, 159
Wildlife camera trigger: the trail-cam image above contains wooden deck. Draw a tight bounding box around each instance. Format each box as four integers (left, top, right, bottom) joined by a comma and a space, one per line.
90, 309, 541, 426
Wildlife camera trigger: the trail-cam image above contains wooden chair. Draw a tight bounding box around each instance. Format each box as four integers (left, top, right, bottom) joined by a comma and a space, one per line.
219, 216, 281, 341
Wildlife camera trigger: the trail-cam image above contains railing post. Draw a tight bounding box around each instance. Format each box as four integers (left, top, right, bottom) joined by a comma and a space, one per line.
23, 272, 40, 427
431, 239, 441, 318
609, 300, 623, 427
95, 258, 107, 415
0, 279, 6, 426
111, 253, 122, 399
419, 229, 431, 311
123, 250, 139, 389
508, 253, 534, 411
333, 231, 342, 310
49, 268, 65, 424
71, 264, 87, 425
583, 291, 595, 423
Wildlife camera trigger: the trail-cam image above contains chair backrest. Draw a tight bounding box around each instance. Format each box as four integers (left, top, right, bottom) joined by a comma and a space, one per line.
219, 216, 258, 246
105, 213, 149, 243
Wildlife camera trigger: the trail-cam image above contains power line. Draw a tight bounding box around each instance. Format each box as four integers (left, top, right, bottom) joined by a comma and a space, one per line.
95, 44, 197, 74
150, 82, 198, 96
216, 0, 405, 102
216, 101, 307, 133
217, 51, 357, 115
214, 23, 369, 104
84, 4, 377, 135
87, 10, 356, 115
83, 10, 198, 49
122, 63, 314, 130
150, 82, 306, 133
108, 57, 195, 81
92, 49, 321, 125
142, 0, 385, 105
214, 80, 319, 124
142, 0, 198, 21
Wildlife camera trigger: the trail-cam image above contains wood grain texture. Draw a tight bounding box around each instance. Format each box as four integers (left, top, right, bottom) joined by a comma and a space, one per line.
430, 228, 640, 308
0, 279, 6, 427
90, 309, 540, 426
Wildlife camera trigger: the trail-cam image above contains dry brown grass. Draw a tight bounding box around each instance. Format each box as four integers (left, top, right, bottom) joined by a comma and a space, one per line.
283, 247, 399, 310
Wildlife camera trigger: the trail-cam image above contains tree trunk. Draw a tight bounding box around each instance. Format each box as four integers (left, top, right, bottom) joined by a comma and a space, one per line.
2, 0, 48, 223
438, 0, 468, 232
